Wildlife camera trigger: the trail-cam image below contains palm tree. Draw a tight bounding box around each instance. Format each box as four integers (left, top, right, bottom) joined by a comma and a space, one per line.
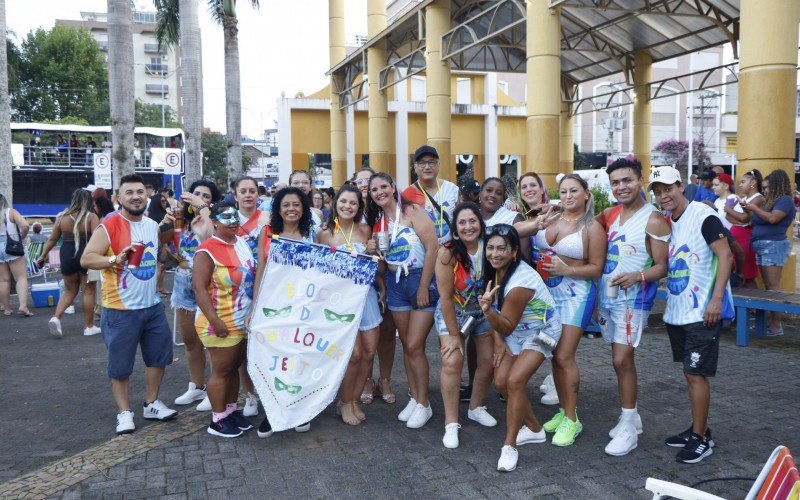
107, 0, 136, 186
156, 0, 258, 183
0, 0, 12, 202
156, 0, 203, 186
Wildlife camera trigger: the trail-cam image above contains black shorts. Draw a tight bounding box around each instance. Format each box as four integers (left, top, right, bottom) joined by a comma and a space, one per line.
60, 241, 87, 276
666, 322, 721, 377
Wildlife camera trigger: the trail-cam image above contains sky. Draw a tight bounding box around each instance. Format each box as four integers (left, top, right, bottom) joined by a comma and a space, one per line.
5, 0, 368, 138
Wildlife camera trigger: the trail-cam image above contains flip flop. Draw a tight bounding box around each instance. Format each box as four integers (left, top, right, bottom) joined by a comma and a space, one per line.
18, 310, 34, 317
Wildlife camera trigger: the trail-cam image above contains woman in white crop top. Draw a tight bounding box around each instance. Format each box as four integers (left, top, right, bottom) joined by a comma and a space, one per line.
513, 174, 605, 446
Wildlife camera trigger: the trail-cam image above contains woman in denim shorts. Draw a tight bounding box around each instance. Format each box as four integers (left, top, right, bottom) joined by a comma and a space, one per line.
167, 180, 220, 409
435, 202, 499, 449
479, 225, 561, 473
366, 173, 439, 430
317, 184, 384, 426
742, 169, 797, 335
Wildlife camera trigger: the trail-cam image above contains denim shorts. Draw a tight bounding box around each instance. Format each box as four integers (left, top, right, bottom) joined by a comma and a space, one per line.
434, 303, 490, 337
101, 303, 173, 380
752, 239, 791, 267
387, 267, 439, 313
504, 318, 562, 359
360, 286, 383, 331
170, 269, 196, 311
0, 236, 24, 264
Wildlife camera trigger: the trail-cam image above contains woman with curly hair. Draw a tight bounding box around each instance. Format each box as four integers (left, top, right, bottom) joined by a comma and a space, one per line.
741, 169, 797, 335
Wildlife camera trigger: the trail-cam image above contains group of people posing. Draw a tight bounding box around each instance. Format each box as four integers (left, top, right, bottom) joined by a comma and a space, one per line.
71, 145, 795, 474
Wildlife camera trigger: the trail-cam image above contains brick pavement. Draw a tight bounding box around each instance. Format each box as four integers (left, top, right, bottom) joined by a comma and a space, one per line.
1, 277, 799, 499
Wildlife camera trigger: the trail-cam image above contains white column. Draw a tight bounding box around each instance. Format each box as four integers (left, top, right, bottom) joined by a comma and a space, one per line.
277, 97, 293, 182
484, 72, 499, 179
346, 104, 356, 178
394, 72, 410, 186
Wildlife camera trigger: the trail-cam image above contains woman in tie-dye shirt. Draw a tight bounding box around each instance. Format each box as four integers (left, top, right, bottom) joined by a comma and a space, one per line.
193, 202, 256, 438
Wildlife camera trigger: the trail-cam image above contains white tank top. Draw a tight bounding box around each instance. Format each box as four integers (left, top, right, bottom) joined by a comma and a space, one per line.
600, 204, 659, 311
664, 202, 735, 325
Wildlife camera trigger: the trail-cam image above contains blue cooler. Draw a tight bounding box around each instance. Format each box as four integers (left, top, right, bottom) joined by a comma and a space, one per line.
31, 283, 60, 308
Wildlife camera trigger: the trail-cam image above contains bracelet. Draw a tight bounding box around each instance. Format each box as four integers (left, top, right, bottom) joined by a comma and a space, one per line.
195, 204, 209, 211
639, 270, 646, 283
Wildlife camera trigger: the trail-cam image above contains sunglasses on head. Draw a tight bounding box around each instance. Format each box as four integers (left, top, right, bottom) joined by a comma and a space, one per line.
215, 208, 239, 226
486, 224, 515, 238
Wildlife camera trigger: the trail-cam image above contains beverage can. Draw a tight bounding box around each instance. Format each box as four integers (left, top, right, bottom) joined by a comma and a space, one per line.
459, 315, 477, 336
47, 295, 54, 307
127, 242, 145, 269
605, 279, 619, 299
377, 232, 389, 253
533, 331, 558, 350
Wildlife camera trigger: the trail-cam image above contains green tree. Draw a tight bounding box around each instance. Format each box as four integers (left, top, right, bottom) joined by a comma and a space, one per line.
13, 26, 109, 124
574, 143, 588, 170
202, 130, 229, 187
134, 99, 180, 128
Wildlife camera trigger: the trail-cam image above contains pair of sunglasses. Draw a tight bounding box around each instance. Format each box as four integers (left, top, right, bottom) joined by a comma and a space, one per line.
486, 224, 516, 238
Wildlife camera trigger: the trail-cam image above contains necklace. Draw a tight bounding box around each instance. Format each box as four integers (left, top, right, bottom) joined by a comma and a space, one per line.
335, 217, 355, 250
560, 213, 581, 222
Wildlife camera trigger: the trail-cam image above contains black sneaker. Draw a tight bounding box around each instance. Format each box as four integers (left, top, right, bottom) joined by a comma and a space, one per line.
257, 417, 273, 438
665, 425, 715, 448
459, 384, 473, 402
676, 433, 714, 464
228, 410, 253, 431
207, 416, 243, 438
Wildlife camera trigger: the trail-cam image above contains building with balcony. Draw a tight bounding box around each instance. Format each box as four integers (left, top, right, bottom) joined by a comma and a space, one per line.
55, 9, 183, 123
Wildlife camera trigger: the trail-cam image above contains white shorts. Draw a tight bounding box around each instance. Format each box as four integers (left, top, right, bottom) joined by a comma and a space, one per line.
598, 306, 649, 348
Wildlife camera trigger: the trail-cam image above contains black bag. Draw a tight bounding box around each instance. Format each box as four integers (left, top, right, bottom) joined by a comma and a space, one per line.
4, 212, 25, 257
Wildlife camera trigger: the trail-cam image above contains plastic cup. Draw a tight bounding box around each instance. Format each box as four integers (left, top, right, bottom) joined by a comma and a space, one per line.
377, 232, 390, 252
127, 242, 145, 269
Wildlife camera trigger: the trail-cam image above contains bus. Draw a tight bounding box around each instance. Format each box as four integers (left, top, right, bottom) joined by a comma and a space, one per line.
10, 123, 187, 217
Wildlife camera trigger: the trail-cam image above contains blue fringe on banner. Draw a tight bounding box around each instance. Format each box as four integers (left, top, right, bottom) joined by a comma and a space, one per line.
269, 238, 378, 286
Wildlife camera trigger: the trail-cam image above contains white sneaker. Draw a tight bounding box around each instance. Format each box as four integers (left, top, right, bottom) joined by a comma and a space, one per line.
406, 404, 432, 429
398, 398, 418, 422
540, 390, 559, 406
516, 425, 546, 446
294, 422, 311, 433
497, 445, 518, 472
243, 394, 259, 417
83, 325, 101, 336
467, 406, 498, 427
48, 317, 62, 338
539, 373, 555, 394
64, 305, 75, 315
442, 423, 461, 449
115, 410, 135, 435
608, 412, 643, 438
605, 424, 638, 456
142, 400, 178, 421
196, 396, 211, 411
174, 382, 206, 405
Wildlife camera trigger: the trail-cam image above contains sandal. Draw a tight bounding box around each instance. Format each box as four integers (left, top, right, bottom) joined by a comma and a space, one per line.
339, 401, 361, 426
360, 378, 375, 405
18, 310, 34, 317
377, 377, 396, 404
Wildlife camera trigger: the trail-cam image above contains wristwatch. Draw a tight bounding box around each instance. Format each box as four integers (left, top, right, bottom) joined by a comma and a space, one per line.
108, 255, 117, 266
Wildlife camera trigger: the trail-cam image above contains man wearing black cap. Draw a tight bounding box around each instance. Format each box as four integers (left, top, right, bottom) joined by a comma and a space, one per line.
408, 145, 459, 244
693, 170, 718, 203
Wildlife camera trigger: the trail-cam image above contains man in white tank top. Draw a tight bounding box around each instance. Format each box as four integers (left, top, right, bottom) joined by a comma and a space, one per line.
649, 166, 734, 465
597, 159, 670, 457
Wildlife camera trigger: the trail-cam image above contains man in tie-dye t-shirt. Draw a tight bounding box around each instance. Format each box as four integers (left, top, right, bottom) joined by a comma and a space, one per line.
82, 174, 177, 436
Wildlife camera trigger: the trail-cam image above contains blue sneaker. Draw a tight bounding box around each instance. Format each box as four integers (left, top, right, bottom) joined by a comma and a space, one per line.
207, 416, 243, 438
228, 410, 253, 431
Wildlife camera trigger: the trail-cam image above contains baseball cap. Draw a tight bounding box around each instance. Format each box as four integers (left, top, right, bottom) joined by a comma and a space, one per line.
647, 166, 682, 192
413, 145, 439, 163
717, 173, 734, 190
698, 170, 716, 180
460, 179, 481, 195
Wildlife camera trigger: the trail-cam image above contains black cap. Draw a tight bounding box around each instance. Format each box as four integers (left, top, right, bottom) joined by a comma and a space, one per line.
413, 145, 439, 163
460, 179, 481, 194
699, 170, 716, 180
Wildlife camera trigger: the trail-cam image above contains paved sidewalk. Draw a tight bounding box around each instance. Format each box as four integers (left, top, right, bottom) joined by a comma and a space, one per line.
1, 283, 798, 498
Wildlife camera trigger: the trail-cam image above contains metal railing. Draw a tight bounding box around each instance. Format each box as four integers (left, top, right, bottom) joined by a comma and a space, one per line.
18, 145, 167, 171
145, 63, 169, 75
